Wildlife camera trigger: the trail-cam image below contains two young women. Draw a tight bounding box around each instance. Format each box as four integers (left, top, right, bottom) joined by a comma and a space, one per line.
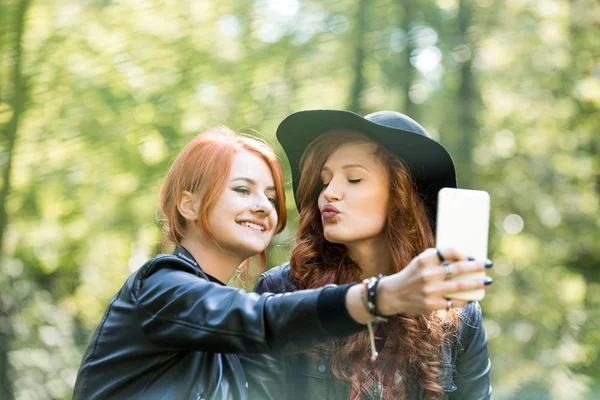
73, 112, 492, 399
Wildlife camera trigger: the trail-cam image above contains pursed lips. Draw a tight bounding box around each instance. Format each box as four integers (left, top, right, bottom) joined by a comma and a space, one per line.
321, 204, 339, 221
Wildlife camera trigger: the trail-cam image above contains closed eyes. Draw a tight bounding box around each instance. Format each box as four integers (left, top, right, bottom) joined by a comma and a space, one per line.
321, 178, 362, 187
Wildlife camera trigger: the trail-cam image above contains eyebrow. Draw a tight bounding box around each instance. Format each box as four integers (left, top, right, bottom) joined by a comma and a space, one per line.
321, 164, 368, 172
231, 177, 276, 191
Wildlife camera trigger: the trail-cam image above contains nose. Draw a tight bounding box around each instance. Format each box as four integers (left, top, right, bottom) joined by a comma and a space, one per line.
251, 193, 274, 216
322, 177, 342, 202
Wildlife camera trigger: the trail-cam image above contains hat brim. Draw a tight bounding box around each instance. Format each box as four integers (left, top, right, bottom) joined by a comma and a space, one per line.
276, 109, 457, 224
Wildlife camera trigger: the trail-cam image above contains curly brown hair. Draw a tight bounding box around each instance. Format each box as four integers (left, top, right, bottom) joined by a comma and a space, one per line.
290, 130, 461, 399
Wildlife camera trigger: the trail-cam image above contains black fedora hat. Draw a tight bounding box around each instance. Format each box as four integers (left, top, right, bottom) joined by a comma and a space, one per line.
276, 109, 457, 225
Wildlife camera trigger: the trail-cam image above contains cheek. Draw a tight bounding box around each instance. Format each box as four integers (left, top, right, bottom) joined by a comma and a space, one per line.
270, 209, 278, 229
359, 191, 388, 223
211, 193, 234, 214
317, 193, 326, 208
374, 197, 389, 227
206, 203, 222, 224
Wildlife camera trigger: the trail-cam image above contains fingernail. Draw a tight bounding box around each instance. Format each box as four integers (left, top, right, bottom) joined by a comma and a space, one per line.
468, 256, 475, 261
484, 277, 493, 286
484, 260, 493, 269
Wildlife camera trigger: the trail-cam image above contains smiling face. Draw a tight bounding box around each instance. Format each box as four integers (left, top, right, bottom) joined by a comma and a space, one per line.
317, 140, 390, 245
203, 149, 279, 259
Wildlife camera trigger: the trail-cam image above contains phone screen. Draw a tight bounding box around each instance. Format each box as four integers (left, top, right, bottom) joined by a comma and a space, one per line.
435, 188, 490, 301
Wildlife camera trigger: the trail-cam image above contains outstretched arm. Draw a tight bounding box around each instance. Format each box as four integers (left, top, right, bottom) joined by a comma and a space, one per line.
135, 262, 364, 355
241, 273, 289, 400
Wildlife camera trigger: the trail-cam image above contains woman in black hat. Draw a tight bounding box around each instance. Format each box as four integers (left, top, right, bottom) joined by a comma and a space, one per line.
251, 110, 493, 400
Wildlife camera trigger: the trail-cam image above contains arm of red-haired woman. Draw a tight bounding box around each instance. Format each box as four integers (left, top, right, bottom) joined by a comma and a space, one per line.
241, 264, 295, 400
135, 258, 362, 356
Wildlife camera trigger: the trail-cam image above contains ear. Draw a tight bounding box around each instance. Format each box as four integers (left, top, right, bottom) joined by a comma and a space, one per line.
177, 190, 199, 222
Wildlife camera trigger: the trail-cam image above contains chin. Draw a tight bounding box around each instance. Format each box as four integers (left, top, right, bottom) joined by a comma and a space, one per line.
323, 226, 344, 243
323, 231, 347, 244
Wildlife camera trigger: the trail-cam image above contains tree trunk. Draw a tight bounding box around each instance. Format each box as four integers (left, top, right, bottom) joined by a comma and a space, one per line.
0, 1, 31, 398
567, 0, 599, 199
455, 0, 476, 187
401, 0, 417, 119
346, 0, 368, 113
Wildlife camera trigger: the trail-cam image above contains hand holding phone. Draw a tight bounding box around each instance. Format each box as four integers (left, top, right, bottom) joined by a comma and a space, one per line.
435, 188, 490, 301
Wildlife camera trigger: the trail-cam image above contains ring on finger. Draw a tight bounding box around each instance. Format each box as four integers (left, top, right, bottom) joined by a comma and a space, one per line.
442, 262, 454, 280
446, 298, 453, 311
436, 248, 445, 263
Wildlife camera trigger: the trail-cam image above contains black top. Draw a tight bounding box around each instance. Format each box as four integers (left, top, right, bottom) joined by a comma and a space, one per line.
73, 247, 365, 400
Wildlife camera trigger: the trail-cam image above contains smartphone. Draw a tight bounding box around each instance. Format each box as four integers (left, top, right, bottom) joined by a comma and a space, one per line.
435, 188, 490, 301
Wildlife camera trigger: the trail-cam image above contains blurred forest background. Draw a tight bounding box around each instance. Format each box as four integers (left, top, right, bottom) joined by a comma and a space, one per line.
1, 0, 599, 399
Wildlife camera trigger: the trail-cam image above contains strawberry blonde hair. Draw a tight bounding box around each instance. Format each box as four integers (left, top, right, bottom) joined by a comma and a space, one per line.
159, 126, 287, 265
290, 130, 460, 399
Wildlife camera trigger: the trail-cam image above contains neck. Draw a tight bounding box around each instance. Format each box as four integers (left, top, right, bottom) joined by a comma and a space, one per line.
179, 235, 244, 284
346, 236, 394, 279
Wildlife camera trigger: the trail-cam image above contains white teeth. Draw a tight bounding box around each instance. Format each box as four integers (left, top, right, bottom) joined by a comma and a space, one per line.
239, 221, 265, 231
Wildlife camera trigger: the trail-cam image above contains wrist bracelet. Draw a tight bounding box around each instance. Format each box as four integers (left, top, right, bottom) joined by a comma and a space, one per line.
361, 274, 390, 362
363, 274, 390, 321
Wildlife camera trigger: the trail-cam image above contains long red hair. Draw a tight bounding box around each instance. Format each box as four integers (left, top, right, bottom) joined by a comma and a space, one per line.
290, 130, 460, 399
159, 126, 287, 268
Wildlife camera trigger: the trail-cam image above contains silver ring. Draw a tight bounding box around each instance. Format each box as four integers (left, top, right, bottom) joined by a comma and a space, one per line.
442, 262, 453, 280
446, 299, 453, 311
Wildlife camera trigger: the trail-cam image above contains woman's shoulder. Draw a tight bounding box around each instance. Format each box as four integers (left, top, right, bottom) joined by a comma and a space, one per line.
255, 262, 298, 293
138, 253, 199, 279
130, 253, 206, 296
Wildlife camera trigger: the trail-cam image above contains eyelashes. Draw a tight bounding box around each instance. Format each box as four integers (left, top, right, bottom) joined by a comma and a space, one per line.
320, 179, 362, 187
233, 186, 250, 195
233, 186, 277, 204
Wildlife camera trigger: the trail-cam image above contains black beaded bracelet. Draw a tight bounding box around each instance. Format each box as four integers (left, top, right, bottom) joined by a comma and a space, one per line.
363, 274, 390, 321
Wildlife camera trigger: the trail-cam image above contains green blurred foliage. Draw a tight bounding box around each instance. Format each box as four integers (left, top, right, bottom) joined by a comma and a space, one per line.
0, 0, 598, 398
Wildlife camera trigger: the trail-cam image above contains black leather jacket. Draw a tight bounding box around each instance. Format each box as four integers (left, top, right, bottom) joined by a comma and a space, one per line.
252, 263, 492, 400
73, 247, 364, 400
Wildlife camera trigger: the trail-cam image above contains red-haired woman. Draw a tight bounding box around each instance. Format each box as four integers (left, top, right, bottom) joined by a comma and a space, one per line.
73, 127, 482, 400
253, 111, 493, 399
